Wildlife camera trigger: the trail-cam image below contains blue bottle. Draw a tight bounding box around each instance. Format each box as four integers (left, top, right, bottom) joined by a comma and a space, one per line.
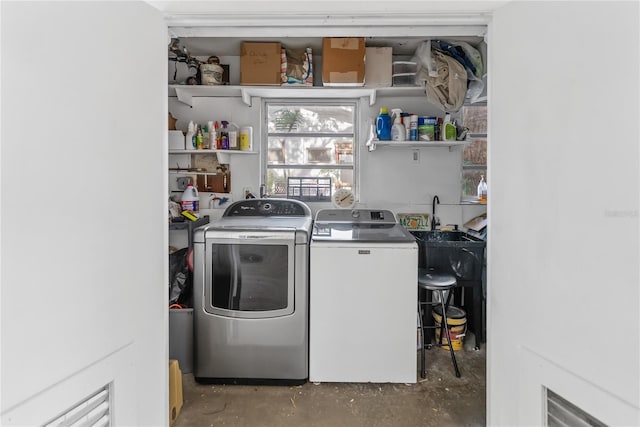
376, 107, 392, 141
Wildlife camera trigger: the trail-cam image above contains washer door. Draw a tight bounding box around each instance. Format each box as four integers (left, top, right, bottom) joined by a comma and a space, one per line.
204, 229, 296, 318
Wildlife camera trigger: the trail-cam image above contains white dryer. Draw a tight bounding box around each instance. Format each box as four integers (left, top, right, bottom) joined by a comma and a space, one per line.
309, 209, 418, 383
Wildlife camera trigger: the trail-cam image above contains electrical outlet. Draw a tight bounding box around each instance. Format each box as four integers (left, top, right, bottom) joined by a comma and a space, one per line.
176, 176, 193, 190
412, 149, 420, 164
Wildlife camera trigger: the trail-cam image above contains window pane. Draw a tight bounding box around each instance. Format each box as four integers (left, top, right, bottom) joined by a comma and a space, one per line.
267, 168, 353, 197
461, 105, 487, 134
267, 105, 355, 133
463, 138, 487, 166
462, 169, 487, 198
267, 137, 353, 165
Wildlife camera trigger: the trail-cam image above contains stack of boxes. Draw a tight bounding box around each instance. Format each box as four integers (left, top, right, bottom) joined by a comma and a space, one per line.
237, 37, 414, 87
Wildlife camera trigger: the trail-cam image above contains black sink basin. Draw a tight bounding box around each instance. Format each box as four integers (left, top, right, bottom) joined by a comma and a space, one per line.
410, 230, 485, 281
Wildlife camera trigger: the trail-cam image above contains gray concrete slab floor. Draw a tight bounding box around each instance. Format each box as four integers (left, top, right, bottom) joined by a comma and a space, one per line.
173, 345, 486, 427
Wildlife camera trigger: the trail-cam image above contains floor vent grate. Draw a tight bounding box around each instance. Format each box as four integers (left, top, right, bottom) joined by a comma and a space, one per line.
44, 384, 111, 427
546, 388, 606, 427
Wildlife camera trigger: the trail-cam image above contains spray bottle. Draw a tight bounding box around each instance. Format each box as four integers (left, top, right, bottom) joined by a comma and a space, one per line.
220, 121, 230, 150
477, 175, 487, 202
390, 108, 406, 141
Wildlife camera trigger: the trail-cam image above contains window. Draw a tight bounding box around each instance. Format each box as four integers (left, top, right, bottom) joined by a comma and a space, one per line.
461, 105, 487, 200
265, 102, 356, 201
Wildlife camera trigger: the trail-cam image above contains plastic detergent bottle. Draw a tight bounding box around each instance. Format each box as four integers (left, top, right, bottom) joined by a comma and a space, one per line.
442, 113, 457, 141
227, 122, 239, 150
477, 175, 487, 202
181, 184, 200, 212
390, 109, 406, 141
186, 121, 196, 150
376, 107, 392, 141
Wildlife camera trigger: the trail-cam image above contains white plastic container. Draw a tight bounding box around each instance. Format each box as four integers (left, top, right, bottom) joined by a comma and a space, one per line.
181, 184, 199, 212
227, 122, 239, 150
185, 121, 196, 150
240, 126, 253, 151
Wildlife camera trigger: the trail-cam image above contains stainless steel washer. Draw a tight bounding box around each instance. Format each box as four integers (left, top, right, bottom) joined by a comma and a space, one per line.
193, 199, 312, 384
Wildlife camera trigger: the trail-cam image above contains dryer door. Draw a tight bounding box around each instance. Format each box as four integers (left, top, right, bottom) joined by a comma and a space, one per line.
204, 229, 297, 318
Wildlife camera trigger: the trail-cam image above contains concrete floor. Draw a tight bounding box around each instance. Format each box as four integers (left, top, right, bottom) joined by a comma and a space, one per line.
173, 341, 486, 427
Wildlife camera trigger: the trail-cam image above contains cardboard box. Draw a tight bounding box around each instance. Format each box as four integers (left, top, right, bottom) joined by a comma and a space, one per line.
322, 37, 365, 86
240, 42, 282, 85
365, 47, 392, 87
169, 359, 183, 426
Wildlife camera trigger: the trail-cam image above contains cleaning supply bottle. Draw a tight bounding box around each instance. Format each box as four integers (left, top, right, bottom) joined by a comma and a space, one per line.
442, 113, 457, 141
214, 121, 221, 149
206, 121, 214, 149
477, 175, 487, 202
181, 184, 200, 212
227, 122, 239, 150
219, 121, 229, 150
240, 126, 253, 151
195, 125, 204, 149
186, 121, 196, 150
376, 107, 392, 141
390, 108, 406, 141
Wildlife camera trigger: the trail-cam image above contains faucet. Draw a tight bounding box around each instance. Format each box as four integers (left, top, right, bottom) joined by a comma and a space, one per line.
259, 184, 267, 198
431, 195, 440, 230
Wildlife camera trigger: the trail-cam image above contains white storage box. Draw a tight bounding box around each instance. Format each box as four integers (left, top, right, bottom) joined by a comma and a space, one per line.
392, 73, 418, 87
392, 61, 418, 75
365, 47, 392, 87
169, 130, 185, 150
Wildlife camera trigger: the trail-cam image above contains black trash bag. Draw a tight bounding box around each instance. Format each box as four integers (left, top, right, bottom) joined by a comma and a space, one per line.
169, 248, 192, 306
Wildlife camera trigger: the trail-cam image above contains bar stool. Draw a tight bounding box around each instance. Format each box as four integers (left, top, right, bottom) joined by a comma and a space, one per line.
417, 268, 461, 378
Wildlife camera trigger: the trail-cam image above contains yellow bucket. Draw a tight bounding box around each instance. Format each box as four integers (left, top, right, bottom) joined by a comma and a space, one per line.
432, 305, 466, 351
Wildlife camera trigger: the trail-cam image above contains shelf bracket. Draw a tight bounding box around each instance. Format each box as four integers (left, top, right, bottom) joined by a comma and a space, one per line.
174, 87, 194, 107
369, 90, 377, 106
240, 89, 252, 107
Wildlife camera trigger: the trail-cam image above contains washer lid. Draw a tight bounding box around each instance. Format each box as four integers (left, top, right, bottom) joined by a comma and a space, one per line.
311, 222, 416, 243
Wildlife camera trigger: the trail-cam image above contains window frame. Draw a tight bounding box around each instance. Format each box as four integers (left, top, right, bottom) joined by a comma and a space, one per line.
261, 98, 359, 200
460, 102, 488, 202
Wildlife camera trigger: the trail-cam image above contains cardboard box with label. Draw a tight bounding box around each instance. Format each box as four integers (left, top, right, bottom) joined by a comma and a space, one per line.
240, 42, 282, 86
365, 47, 393, 87
322, 37, 365, 86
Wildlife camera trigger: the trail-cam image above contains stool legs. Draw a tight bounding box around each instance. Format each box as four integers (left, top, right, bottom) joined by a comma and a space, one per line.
418, 288, 461, 379
438, 292, 461, 378
418, 300, 426, 379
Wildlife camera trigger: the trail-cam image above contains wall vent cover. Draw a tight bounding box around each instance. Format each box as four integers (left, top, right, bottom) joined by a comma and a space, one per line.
44, 384, 111, 427
546, 388, 606, 427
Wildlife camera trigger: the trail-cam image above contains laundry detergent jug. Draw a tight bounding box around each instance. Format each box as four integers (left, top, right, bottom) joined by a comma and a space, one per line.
181, 184, 200, 212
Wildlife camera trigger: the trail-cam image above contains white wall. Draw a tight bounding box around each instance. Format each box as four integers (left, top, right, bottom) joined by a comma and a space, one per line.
168, 89, 486, 232
1, 2, 167, 425
489, 1, 639, 425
